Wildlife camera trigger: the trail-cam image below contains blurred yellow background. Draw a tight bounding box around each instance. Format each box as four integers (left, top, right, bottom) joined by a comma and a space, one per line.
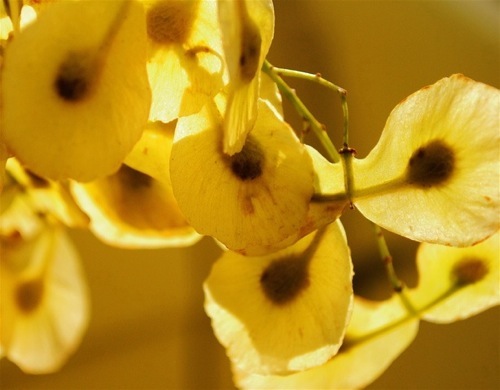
1, 1, 499, 389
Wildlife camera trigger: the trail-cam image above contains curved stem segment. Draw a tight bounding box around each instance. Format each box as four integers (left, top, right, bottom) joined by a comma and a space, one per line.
373, 223, 417, 315
346, 284, 459, 347
262, 60, 341, 163
266, 64, 349, 146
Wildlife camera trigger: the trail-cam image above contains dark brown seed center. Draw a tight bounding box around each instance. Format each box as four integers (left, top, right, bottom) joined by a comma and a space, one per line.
16, 279, 44, 313
229, 136, 264, 181
407, 139, 455, 188
260, 255, 310, 305
260, 228, 325, 305
54, 52, 98, 103
452, 257, 488, 286
55, 51, 94, 102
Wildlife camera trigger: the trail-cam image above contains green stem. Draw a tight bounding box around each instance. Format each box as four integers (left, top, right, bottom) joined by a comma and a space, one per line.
342, 101, 350, 150
267, 65, 350, 147
339, 147, 356, 204
311, 174, 407, 202
346, 284, 460, 347
262, 60, 340, 163
373, 224, 417, 315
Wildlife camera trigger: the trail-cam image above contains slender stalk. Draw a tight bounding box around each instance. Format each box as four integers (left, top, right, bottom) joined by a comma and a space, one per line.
262, 60, 341, 163
341, 100, 350, 150
267, 65, 350, 147
373, 223, 417, 315
311, 175, 407, 202
266, 66, 346, 94
339, 146, 356, 205
346, 284, 460, 347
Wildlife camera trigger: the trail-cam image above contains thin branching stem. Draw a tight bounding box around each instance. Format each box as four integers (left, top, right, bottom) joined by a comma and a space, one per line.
266, 64, 350, 146
262, 60, 341, 163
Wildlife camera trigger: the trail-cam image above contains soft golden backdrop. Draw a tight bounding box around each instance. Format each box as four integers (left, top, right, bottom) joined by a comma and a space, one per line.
1, 1, 498, 389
